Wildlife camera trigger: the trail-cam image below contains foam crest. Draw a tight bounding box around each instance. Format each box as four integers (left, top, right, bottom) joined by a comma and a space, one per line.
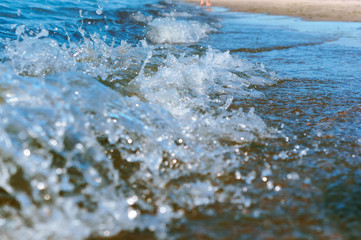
4, 37, 74, 77
134, 48, 276, 159
3, 29, 152, 83
135, 48, 276, 115
131, 11, 153, 23
146, 18, 214, 44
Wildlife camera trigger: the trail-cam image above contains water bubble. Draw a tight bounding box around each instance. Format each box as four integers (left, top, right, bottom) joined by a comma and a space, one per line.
128, 209, 137, 220
23, 149, 31, 157
96, 5, 103, 15
75, 143, 84, 150
37, 182, 46, 191
235, 171, 241, 180
49, 138, 58, 146
126, 196, 138, 205
267, 181, 274, 190
287, 172, 300, 180
44, 194, 51, 200
159, 206, 168, 214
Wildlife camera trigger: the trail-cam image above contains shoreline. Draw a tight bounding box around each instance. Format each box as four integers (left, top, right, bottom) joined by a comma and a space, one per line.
179, 0, 361, 22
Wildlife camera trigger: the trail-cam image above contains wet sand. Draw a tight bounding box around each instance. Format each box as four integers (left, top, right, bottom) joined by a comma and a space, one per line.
180, 0, 361, 21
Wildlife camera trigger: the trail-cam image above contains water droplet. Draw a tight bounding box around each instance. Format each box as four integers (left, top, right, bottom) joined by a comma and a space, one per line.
23, 149, 31, 157
287, 172, 300, 180
126, 195, 138, 205
267, 181, 274, 190
37, 182, 46, 190
44, 194, 51, 200
235, 171, 241, 180
159, 206, 167, 214
96, 5, 103, 15
49, 138, 58, 146
128, 209, 137, 220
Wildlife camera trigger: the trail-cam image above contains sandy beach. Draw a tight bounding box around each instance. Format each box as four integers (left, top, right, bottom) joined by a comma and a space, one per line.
180, 0, 361, 21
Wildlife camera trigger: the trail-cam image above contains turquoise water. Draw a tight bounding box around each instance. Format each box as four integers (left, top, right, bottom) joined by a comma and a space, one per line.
0, 1, 360, 239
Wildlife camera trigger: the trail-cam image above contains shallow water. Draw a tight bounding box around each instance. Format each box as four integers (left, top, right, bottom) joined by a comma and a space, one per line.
0, 1, 360, 239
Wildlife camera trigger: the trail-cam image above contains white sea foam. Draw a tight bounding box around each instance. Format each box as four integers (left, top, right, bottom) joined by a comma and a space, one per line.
135, 48, 276, 116
131, 11, 153, 23
146, 17, 214, 44
4, 31, 152, 81
162, 11, 193, 18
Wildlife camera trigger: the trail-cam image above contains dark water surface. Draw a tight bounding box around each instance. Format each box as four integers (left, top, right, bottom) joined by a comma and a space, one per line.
0, 1, 360, 239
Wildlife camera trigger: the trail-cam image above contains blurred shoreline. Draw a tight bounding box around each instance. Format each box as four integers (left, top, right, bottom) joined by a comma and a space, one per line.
179, 0, 361, 22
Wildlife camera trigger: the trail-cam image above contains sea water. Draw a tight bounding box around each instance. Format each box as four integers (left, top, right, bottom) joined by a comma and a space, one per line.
0, 0, 360, 239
